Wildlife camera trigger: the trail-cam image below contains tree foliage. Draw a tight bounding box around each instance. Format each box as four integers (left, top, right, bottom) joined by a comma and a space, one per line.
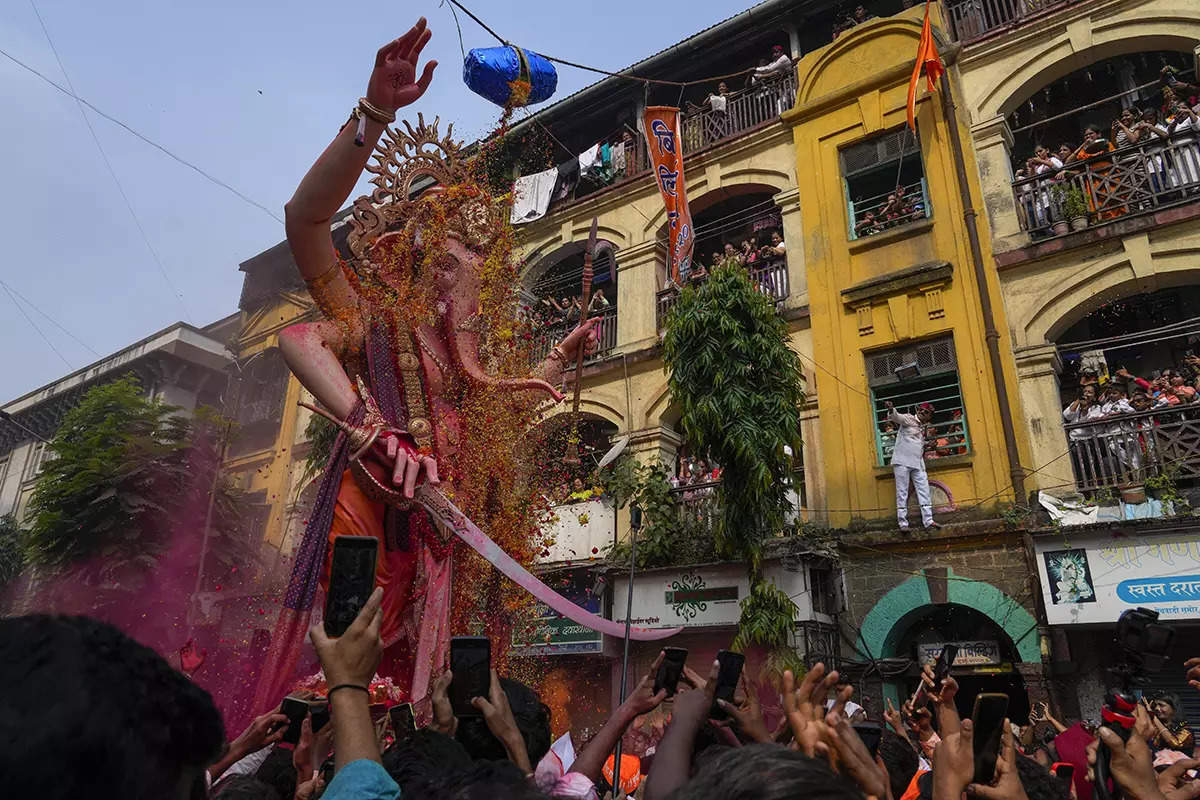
605, 459, 718, 569
0, 515, 24, 589
662, 262, 805, 571
24, 375, 253, 590
662, 262, 807, 662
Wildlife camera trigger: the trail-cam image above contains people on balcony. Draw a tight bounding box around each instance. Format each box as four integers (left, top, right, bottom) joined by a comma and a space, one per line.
588, 289, 610, 313
752, 45, 792, 82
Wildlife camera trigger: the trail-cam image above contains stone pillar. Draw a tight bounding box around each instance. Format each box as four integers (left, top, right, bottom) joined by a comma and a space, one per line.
785, 23, 801, 59
616, 239, 667, 353
970, 115, 1030, 254
1014, 345, 1074, 493
774, 187, 807, 307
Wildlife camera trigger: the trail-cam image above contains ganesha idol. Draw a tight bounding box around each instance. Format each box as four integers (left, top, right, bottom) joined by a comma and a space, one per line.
251, 19, 604, 712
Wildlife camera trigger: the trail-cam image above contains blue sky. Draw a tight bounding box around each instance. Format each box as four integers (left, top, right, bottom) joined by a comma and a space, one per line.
0, 0, 742, 402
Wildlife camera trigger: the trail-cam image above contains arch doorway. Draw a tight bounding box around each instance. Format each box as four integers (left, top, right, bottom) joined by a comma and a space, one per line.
523, 240, 619, 361
891, 603, 1030, 723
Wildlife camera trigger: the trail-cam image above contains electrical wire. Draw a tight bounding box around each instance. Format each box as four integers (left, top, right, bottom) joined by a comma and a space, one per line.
444, 0, 757, 88
0, 44, 284, 226
29, 0, 193, 324
0, 278, 100, 358
1, 281, 71, 370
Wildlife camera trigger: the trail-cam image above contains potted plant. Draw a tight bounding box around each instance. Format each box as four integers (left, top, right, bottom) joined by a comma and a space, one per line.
1048, 184, 1070, 235
1064, 186, 1089, 231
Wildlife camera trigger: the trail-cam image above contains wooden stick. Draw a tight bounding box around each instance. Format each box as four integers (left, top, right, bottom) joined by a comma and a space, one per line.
564, 217, 599, 465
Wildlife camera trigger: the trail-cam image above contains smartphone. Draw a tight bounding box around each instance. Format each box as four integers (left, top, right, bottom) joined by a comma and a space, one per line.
280, 696, 310, 746
1051, 762, 1075, 783
324, 536, 379, 637
310, 702, 330, 733
710, 650, 745, 720
934, 644, 959, 684
972, 693, 1011, 785
654, 647, 688, 697
854, 722, 884, 758
389, 702, 416, 739
449, 636, 491, 718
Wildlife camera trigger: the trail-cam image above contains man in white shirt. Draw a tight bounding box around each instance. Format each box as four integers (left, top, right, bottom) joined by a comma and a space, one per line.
885, 400, 940, 531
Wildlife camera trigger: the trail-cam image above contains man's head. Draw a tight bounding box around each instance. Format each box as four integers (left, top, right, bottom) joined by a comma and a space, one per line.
854, 5, 868, 19
456, 677, 552, 766
1132, 391, 1151, 411
666, 744, 864, 800
917, 402, 934, 423
383, 729, 473, 794
772, 44, 785, 56
879, 730, 919, 800
0, 615, 225, 800
771, 231, 783, 245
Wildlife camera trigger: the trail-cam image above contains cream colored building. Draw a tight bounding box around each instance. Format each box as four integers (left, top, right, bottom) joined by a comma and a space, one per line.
954, 0, 1200, 494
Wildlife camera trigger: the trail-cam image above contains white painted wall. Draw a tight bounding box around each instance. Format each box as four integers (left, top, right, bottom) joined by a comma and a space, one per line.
538, 499, 615, 565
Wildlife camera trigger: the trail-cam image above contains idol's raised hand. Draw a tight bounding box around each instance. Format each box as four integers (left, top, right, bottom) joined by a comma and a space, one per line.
367, 18, 438, 113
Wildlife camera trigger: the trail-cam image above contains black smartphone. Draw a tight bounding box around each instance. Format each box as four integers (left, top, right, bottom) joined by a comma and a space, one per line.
654, 647, 688, 697
854, 722, 884, 758
972, 693, 1010, 785
389, 702, 416, 739
934, 644, 959, 684
710, 650, 745, 720
324, 536, 379, 637
280, 696, 310, 746
1052, 762, 1075, 783
449, 636, 491, 718
310, 703, 330, 733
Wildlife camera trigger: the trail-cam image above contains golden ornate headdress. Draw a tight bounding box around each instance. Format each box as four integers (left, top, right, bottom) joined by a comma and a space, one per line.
347, 114, 496, 269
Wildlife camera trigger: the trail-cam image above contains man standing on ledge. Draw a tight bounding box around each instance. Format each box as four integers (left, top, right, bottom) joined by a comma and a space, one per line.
885, 400, 941, 531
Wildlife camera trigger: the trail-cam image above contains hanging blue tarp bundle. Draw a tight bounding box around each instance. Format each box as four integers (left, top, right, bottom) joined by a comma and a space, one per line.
463, 45, 557, 108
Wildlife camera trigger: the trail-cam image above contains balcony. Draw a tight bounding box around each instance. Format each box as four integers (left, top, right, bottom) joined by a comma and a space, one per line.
656, 258, 790, 330
561, 72, 799, 209
1064, 406, 1200, 494
530, 305, 618, 365
1012, 137, 1200, 237
945, 0, 1069, 44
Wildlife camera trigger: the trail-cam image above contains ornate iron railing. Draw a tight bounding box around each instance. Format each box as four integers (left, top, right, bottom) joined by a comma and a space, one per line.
1012, 135, 1200, 236
656, 258, 790, 330
529, 304, 618, 365
1064, 405, 1200, 492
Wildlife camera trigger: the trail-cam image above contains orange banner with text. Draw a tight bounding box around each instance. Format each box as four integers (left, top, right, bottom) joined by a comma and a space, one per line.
642, 106, 695, 283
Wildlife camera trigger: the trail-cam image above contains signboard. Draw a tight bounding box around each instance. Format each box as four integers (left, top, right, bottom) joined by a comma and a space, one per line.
1034, 529, 1200, 625
916, 640, 1001, 667
511, 570, 603, 655
612, 563, 820, 629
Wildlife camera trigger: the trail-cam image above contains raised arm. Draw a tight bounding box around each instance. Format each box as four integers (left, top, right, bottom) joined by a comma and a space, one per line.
284, 19, 437, 282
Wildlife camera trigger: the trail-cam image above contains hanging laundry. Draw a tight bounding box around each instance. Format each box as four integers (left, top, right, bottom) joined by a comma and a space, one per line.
578, 143, 602, 176
510, 166, 558, 224
612, 141, 627, 173
552, 158, 580, 203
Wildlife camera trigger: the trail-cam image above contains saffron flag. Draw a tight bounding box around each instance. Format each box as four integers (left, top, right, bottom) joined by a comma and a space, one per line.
906, 0, 946, 131
643, 107, 695, 283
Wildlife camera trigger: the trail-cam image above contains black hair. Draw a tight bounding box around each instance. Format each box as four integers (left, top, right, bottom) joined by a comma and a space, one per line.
253, 746, 298, 800
1016, 753, 1072, 800
422, 759, 548, 799
664, 743, 865, 800
382, 728, 474, 793
455, 677, 552, 766
879, 729, 920, 799
0, 614, 225, 800
211, 775, 283, 800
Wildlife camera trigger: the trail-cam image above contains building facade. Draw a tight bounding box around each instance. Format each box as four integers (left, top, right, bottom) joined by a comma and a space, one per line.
954, 0, 1200, 725
0, 318, 236, 523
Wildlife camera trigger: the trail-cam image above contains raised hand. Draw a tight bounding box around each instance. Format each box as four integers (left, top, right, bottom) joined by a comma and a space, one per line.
621, 651, 669, 718
1186, 656, 1200, 692
827, 712, 889, 799
782, 664, 838, 759
556, 316, 601, 362
715, 672, 771, 744
472, 669, 532, 773
311, 586, 384, 688
367, 18, 438, 113
967, 721, 1031, 800
429, 670, 458, 737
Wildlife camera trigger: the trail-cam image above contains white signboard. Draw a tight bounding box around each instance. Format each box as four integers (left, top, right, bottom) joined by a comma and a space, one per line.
1034, 530, 1200, 625
916, 640, 1001, 666
611, 562, 821, 629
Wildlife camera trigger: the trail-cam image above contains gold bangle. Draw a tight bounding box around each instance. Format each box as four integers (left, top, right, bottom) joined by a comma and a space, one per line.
358, 97, 396, 124
303, 261, 343, 293
549, 346, 571, 365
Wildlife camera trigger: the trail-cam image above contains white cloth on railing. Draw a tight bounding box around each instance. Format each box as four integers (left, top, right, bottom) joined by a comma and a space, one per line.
510, 167, 558, 224
706, 93, 728, 113
612, 142, 627, 172
578, 144, 602, 175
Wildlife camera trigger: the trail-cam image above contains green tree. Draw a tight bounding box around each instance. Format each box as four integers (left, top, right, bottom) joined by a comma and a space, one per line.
24, 375, 253, 597
0, 514, 24, 589
662, 262, 807, 670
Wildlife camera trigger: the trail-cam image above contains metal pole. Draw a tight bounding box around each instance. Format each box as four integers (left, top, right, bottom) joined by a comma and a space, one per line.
611, 503, 641, 799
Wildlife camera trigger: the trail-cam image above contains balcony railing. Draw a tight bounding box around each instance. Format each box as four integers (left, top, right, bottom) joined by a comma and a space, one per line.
849, 178, 931, 240
529, 304, 618, 365
945, 0, 1068, 43
1064, 405, 1200, 493
1012, 136, 1200, 236
656, 258, 790, 330
565, 72, 798, 207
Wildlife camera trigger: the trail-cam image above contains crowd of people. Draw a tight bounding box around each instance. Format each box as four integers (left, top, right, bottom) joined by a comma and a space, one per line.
854, 183, 927, 238
6, 599, 1199, 800
1014, 68, 1200, 236
1061, 359, 1200, 486
532, 290, 612, 330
